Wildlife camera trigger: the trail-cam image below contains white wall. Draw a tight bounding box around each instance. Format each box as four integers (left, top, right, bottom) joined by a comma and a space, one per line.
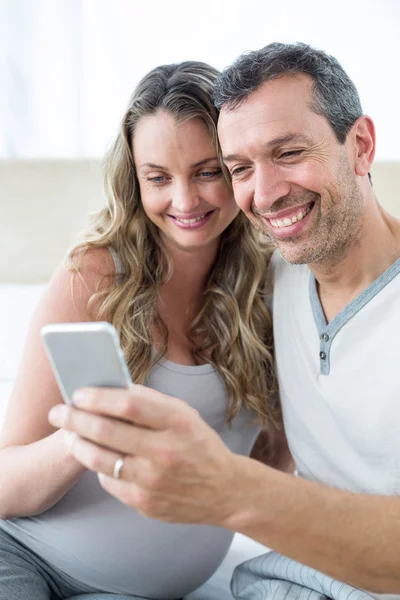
1, 0, 399, 159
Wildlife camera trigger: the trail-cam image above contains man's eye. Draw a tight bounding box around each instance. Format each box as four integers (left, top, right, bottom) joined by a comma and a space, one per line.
231, 166, 248, 177
280, 150, 304, 159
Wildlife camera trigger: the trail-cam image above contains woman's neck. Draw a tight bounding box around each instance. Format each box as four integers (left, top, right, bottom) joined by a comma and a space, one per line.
162, 238, 219, 304
154, 238, 220, 364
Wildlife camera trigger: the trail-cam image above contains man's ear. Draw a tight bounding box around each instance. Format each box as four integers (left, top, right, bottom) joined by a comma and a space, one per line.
349, 115, 376, 177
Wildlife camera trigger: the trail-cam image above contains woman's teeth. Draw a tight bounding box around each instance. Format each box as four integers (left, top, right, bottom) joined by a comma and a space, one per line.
270, 205, 312, 229
175, 213, 207, 224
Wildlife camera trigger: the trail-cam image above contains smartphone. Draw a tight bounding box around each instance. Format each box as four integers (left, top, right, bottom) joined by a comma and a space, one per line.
41, 322, 133, 405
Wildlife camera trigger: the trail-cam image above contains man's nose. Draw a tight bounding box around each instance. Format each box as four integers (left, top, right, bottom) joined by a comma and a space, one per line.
253, 164, 291, 213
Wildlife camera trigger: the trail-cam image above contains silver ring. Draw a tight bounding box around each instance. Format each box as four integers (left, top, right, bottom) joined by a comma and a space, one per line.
113, 456, 124, 479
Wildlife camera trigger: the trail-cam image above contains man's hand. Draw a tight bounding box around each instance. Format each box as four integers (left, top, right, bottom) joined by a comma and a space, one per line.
48, 385, 248, 525
48, 384, 400, 592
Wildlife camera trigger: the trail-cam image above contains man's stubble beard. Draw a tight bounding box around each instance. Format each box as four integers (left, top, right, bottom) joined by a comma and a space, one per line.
249, 161, 365, 268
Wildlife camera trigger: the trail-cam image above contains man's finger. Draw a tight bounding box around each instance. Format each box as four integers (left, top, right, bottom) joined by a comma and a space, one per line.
49, 403, 160, 456
71, 385, 195, 430
98, 472, 143, 509
66, 432, 126, 476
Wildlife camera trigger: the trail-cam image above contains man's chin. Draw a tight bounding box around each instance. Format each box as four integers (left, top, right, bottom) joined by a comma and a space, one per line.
247, 214, 320, 265
274, 241, 317, 266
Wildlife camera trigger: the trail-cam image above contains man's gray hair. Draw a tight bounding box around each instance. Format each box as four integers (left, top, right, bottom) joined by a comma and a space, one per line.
214, 42, 363, 144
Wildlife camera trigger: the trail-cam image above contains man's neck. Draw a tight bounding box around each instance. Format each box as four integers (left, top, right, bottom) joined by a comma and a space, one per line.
309, 202, 400, 322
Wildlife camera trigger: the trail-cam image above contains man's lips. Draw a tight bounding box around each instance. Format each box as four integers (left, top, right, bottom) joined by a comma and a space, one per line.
258, 202, 315, 239
260, 201, 315, 222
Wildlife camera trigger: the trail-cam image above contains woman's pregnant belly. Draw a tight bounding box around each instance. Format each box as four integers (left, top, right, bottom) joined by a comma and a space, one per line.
3, 472, 233, 598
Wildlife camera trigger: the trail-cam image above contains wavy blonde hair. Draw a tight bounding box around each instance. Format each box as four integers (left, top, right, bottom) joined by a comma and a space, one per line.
69, 61, 277, 425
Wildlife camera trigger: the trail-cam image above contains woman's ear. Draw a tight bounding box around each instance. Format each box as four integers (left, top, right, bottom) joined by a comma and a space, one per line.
350, 115, 376, 177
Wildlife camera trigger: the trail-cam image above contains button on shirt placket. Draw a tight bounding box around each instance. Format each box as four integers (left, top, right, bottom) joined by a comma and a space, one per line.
319, 332, 330, 374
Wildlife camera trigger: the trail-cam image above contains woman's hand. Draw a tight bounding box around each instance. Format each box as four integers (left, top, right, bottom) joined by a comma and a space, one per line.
48, 385, 247, 526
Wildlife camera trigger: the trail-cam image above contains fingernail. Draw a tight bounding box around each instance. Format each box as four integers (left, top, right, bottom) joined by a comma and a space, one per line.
48, 404, 69, 425
98, 472, 112, 487
72, 389, 88, 406
64, 430, 78, 448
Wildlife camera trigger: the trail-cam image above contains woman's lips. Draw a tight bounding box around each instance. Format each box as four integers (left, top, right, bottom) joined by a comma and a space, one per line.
168, 210, 214, 229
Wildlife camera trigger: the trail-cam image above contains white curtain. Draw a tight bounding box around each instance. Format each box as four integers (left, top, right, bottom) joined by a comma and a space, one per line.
1, 0, 81, 156
1, 0, 399, 159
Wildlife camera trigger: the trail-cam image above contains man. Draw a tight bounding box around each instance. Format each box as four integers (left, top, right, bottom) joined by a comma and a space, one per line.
49, 43, 400, 595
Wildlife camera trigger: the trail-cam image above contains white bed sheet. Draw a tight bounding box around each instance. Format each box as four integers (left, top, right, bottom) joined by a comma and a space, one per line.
0, 283, 46, 380
0, 381, 12, 430
186, 533, 269, 599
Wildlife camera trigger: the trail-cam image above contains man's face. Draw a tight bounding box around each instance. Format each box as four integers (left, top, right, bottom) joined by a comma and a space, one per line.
218, 74, 365, 266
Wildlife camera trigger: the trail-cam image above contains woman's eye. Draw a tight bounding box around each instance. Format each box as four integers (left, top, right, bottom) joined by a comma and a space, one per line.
148, 175, 166, 183
198, 169, 221, 178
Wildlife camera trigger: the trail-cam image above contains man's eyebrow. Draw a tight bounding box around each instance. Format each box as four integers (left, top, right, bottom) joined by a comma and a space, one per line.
222, 153, 243, 163
139, 157, 218, 170
266, 133, 313, 147
222, 134, 312, 163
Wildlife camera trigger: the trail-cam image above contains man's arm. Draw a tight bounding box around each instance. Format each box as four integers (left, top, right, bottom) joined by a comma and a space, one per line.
221, 456, 400, 593
48, 386, 400, 594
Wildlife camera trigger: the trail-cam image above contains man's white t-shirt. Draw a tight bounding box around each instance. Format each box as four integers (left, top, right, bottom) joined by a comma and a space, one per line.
270, 252, 400, 598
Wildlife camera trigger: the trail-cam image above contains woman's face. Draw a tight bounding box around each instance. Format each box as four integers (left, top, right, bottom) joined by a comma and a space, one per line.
133, 111, 239, 253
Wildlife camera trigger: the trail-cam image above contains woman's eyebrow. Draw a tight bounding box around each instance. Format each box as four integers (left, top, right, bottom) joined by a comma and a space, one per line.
139, 157, 218, 170
139, 162, 166, 170
190, 157, 219, 168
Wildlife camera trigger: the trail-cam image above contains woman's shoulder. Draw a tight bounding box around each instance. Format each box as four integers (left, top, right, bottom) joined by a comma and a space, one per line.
68, 245, 117, 280
46, 246, 119, 318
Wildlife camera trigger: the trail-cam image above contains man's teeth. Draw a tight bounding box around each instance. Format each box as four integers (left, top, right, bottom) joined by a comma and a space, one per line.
175, 214, 207, 224
270, 206, 312, 228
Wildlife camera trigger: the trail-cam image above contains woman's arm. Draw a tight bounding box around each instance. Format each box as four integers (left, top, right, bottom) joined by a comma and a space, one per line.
250, 392, 294, 473
0, 247, 115, 519
250, 424, 295, 473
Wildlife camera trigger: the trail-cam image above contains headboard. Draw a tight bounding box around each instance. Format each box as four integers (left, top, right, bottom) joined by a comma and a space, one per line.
1, 160, 104, 283
1, 160, 399, 283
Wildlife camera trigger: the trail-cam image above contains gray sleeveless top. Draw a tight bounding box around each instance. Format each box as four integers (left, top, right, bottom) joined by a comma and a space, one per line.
0, 249, 261, 597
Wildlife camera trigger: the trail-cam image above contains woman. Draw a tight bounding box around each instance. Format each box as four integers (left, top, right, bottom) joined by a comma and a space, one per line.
0, 62, 276, 599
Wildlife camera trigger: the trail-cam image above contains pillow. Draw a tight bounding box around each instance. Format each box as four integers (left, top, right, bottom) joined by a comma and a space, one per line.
0, 284, 47, 381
